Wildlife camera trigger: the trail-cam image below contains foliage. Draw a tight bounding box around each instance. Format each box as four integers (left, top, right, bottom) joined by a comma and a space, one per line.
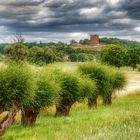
21, 68, 61, 125
0, 64, 35, 110
28, 46, 57, 65
101, 45, 127, 67
125, 48, 140, 70
53, 70, 97, 115
68, 54, 78, 62
79, 76, 97, 100
69, 53, 93, 62
100, 37, 140, 48
4, 42, 28, 62
34, 69, 61, 110
70, 40, 77, 45
56, 72, 81, 103
78, 63, 126, 104
79, 39, 90, 45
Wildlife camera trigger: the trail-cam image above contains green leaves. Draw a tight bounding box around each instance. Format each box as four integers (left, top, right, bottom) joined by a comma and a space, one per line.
101, 45, 127, 68
0, 64, 35, 109
78, 63, 126, 102
35, 69, 61, 109
5, 42, 28, 62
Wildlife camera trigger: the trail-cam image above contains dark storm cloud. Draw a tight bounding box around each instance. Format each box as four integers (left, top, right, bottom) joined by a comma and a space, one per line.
0, 0, 139, 42
121, 0, 140, 19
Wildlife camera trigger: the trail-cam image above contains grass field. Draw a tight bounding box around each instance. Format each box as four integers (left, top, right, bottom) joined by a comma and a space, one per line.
0, 62, 140, 140
1, 92, 140, 140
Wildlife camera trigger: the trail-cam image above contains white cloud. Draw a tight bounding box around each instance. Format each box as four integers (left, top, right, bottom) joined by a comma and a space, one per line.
134, 27, 140, 32
107, 0, 120, 6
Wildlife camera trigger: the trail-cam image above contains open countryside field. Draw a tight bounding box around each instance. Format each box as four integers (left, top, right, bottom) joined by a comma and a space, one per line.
0, 62, 140, 140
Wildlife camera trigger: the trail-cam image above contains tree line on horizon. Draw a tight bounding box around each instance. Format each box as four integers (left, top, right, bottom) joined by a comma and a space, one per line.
0, 37, 140, 70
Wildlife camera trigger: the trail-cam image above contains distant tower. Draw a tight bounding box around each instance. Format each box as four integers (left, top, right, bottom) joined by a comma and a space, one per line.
90, 34, 99, 45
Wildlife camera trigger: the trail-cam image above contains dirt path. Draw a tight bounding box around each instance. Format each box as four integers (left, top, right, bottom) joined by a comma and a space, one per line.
116, 71, 140, 96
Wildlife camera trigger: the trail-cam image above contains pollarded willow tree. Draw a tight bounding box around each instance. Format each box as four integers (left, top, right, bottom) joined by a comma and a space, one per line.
79, 76, 97, 108
54, 71, 96, 116
0, 64, 35, 136
21, 69, 61, 126
78, 63, 126, 106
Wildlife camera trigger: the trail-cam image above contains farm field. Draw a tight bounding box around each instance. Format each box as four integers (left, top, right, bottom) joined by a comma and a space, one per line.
0, 62, 140, 140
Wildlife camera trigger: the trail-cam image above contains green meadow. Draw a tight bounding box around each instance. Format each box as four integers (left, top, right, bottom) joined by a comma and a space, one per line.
0, 62, 139, 140
2, 92, 140, 140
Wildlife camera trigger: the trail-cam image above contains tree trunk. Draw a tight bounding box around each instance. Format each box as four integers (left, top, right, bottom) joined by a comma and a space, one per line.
103, 97, 112, 105
88, 98, 97, 108
55, 102, 73, 116
0, 107, 17, 136
21, 108, 38, 126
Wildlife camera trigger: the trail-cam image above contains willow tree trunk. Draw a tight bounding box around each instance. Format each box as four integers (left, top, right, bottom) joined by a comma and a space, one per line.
103, 97, 112, 105
0, 107, 17, 136
55, 101, 73, 116
88, 98, 97, 108
21, 108, 38, 126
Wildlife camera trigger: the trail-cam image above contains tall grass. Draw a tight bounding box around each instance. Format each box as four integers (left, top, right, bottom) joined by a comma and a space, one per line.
2, 91, 140, 140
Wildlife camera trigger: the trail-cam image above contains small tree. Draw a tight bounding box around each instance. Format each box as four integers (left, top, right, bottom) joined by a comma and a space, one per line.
21, 69, 60, 126
5, 43, 28, 62
101, 45, 127, 68
5, 34, 28, 62
78, 63, 126, 105
125, 48, 140, 70
0, 64, 35, 135
68, 54, 78, 62
28, 46, 56, 65
55, 71, 96, 116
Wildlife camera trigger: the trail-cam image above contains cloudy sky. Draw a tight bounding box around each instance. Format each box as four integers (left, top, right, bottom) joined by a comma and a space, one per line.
0, 0, 140, 43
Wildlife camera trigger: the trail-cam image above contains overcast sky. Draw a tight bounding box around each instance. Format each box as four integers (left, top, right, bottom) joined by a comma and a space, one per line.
0, 0, 140, 43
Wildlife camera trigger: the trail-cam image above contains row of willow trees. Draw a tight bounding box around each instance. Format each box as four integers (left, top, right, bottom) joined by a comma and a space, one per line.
0, 62, 126, 136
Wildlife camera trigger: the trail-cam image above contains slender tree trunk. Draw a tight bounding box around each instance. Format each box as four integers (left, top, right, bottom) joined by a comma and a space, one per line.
0, 107, 17, 136
55, 102, 73, 116
21, 108, 38, 126
103, 97, 112, 105
88, 97, 97, 108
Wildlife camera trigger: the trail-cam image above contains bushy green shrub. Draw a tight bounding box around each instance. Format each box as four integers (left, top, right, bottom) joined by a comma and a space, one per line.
5, 43, 28, 62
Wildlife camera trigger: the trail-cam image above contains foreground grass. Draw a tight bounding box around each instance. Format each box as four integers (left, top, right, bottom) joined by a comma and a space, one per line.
1, 92, 140, 140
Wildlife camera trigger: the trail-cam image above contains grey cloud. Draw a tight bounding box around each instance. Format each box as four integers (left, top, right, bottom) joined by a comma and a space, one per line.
0, 0, 139, 42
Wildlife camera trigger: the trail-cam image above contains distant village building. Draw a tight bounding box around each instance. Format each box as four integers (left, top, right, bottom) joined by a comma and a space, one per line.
90, 34, 99, 45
